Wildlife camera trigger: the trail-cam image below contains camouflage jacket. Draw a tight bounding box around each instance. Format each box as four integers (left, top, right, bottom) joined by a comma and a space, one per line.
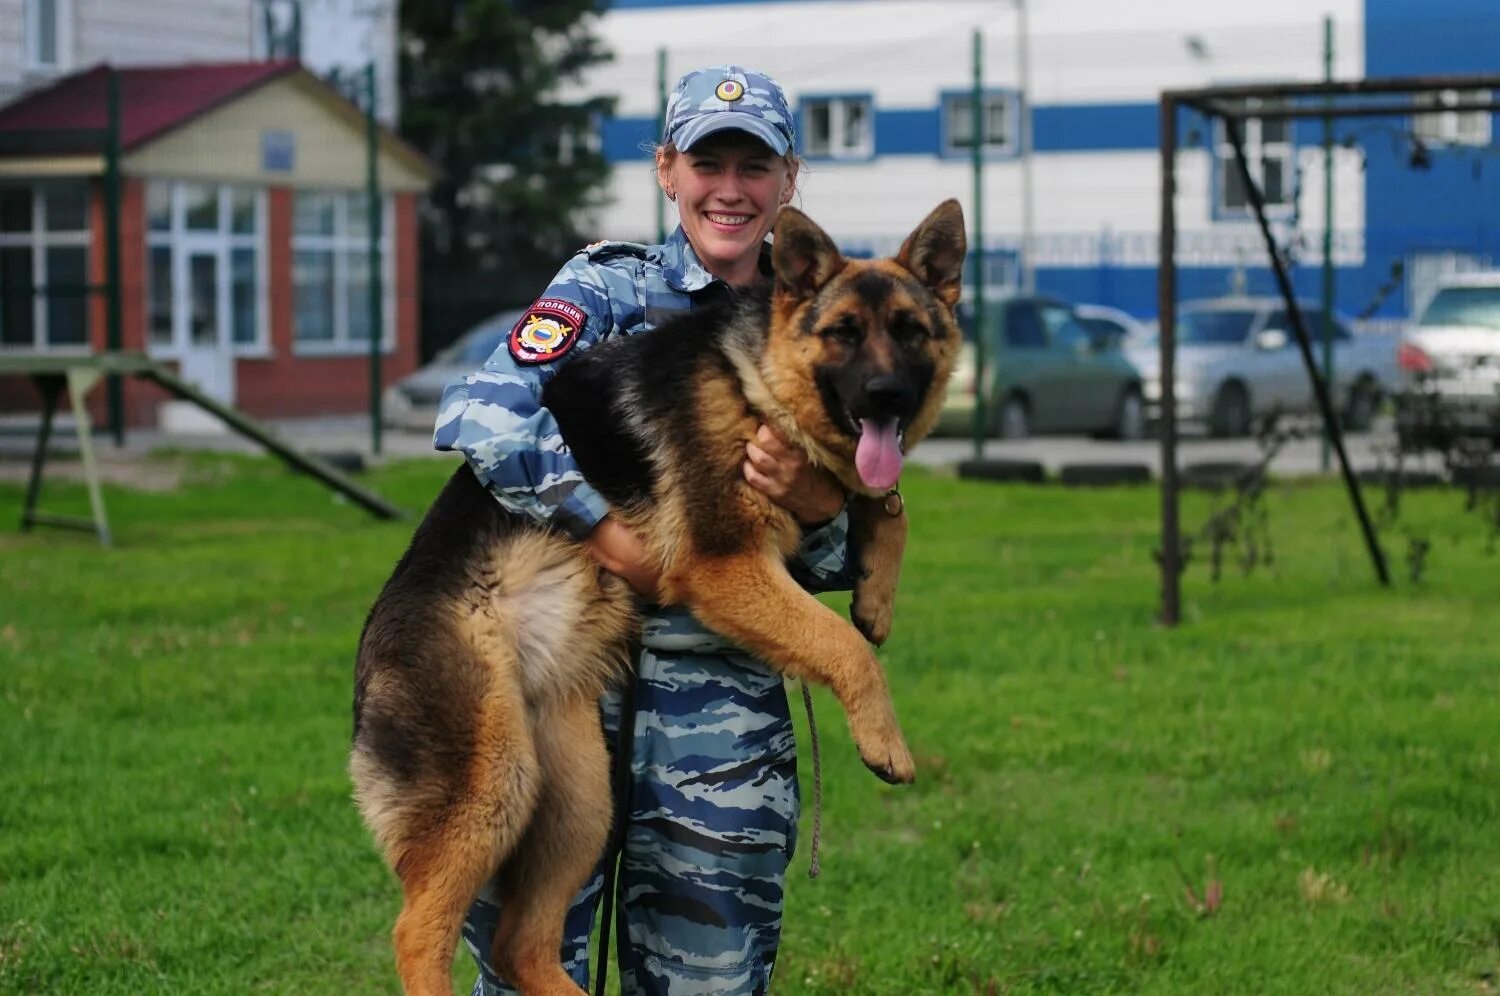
433, 226, 857, 608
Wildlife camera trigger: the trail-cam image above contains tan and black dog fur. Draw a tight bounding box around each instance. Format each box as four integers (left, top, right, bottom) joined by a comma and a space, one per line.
351, 200, 966, 996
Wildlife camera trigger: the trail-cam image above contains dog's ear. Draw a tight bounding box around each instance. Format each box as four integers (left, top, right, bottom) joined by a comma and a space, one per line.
896, 199, 967, 309
773, 207, 846, 299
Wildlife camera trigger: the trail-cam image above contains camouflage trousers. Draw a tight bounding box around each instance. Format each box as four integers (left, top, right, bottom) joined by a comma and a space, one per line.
462, 607, 800, 996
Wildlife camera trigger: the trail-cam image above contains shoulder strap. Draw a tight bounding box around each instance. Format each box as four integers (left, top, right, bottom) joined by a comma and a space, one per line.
581, 240, 650, 263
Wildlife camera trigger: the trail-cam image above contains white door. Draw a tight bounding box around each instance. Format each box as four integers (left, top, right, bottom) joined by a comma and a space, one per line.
177, 249, 234, 404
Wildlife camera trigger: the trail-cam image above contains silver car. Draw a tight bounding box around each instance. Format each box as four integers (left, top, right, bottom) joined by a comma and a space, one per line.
1128, 297, 1399, 437
936, 295, 1147, 440
381, 309, 523, 431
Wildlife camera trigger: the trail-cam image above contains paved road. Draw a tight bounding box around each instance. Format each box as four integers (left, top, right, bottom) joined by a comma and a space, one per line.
916, 416, 1433, 477
2, 412, 1438, 479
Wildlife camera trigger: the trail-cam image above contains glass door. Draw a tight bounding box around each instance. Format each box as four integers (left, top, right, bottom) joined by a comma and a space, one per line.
177, 249, 234, 404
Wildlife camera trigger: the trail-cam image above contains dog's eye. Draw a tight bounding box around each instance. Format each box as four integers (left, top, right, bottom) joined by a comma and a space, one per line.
821, 320, 862, 346
892, 317, 930, 345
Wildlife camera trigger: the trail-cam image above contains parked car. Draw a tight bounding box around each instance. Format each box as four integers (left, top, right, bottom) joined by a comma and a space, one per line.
1127, 297, 1399, 437
1075, 303, 1152, 350
937, 294, 1146, 439
1395, 272, 1500, 445
381, 309, 524, 431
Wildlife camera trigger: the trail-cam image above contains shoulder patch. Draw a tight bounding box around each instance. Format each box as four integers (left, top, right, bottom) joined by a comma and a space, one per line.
508, 298, 587, 364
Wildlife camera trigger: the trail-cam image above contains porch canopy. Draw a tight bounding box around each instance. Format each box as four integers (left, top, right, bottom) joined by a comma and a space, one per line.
0, 60, 434, 190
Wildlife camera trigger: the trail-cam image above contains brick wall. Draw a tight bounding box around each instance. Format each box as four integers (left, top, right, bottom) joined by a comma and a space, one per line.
233, 189, 420, 420
1, 183, 425, 428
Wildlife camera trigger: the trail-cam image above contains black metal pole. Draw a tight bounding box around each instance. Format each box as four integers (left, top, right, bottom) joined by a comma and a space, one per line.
1158, 96, 1181, 626
104, 68, 124, 445
1222, 116, 1390, 587
21, 375, 64, 529
366, 62, 383, 457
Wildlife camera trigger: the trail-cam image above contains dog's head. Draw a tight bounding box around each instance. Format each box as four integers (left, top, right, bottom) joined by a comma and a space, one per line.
765, 199, 966, 495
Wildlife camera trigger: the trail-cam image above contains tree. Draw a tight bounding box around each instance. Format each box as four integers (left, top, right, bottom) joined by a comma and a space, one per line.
400, 0, 614, 355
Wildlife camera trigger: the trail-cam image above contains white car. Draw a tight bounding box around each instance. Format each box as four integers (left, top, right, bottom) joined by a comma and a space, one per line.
1075, 303, 1152, 350
1127, 297, 1400, 437
1397, 272, 1500, 443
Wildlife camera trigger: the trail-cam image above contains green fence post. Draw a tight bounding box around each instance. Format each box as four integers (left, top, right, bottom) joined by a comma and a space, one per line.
366, 61, 383, 457
1320, 16, 1336, 472
104, 67, 124, 445
656, 47, 668, 244
970, 28, 987, 461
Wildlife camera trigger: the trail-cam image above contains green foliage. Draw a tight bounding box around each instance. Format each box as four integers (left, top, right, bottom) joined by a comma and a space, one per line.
400, 0, 615, 351
0, 460, 1496, 993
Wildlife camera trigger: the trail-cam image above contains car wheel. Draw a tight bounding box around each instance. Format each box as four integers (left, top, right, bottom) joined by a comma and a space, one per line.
1344, 377, 1379, 432
995, 395, 1030, 440
1109, 388, 1146, 441
1209, 381, 1252, 438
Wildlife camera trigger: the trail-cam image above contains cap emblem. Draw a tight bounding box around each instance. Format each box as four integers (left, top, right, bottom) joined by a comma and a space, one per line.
715, 79, 745, 102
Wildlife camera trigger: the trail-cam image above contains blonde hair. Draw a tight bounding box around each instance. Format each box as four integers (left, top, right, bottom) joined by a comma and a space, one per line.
654, 138, 802, 204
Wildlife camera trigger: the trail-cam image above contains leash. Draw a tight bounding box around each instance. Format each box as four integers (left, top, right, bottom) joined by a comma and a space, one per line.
796, 485, 898, 880
594, 667, 638, 996
799, 682, 823, 879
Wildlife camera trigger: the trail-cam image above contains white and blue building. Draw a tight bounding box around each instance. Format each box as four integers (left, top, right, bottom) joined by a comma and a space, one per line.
578, 0, 1498, 321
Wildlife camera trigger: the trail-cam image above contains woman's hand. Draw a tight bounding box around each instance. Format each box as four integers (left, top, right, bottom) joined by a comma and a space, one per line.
584, 516, 663, 599
743, 424, 846, 526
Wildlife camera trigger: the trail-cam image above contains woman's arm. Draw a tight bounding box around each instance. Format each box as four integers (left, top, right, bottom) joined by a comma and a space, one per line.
433, 256, 620, 539
435, 252, 668, 599
583, 516, 663, 598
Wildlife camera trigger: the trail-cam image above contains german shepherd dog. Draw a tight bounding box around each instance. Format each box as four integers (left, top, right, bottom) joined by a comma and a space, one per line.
351, 200, 966, 996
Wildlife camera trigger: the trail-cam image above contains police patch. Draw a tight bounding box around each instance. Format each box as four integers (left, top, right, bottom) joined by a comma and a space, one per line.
509, 298, 586, 364
715, 79, 745, 102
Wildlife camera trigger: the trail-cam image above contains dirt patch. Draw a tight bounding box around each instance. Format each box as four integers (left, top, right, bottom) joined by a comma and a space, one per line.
0, 453, 189, 492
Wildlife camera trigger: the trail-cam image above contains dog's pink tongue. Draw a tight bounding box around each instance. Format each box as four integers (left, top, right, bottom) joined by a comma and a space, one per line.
856, 418, 903, 490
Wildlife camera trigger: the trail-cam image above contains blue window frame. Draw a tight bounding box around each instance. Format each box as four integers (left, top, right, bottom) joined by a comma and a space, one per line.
799, 93, 875, 161
940, 88, 1020, 160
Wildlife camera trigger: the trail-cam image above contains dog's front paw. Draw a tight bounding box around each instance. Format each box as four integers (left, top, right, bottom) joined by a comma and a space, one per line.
849, 703, 915, 785
850, 596, 893, 646
860, 735, 915, 785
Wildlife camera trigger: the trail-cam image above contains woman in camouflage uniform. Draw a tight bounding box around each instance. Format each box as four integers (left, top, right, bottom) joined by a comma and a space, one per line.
434, 66, 857, 996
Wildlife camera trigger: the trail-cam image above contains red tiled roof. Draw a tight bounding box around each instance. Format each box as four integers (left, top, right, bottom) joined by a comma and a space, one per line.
0, 61, 299, 153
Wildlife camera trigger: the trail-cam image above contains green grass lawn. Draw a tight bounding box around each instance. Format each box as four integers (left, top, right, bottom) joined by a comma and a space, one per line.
0, 455, 1495, 994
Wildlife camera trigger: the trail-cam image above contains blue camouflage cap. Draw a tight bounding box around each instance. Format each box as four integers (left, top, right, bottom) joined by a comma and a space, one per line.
663, 66, 795, 156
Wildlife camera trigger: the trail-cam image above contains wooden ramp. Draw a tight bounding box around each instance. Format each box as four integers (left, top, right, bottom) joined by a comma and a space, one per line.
1, 351, 403, 545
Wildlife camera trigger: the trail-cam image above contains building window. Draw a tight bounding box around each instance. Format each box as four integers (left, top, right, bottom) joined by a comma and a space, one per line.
1413, 89, 1491, 147
942, 90, 1018, 158
25, 0, 70, 70
802, 96, 874, 160
292, 191, 392, 351
0, 181, 89, 351
145, 182, 266, 354
1214, 108, 1293, 216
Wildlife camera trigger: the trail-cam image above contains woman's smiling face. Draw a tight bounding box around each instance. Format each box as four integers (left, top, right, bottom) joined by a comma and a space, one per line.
659, 131, 797, 287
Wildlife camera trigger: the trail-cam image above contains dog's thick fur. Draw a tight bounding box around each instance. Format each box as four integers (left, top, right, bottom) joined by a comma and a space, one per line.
351, 201, 966, 996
